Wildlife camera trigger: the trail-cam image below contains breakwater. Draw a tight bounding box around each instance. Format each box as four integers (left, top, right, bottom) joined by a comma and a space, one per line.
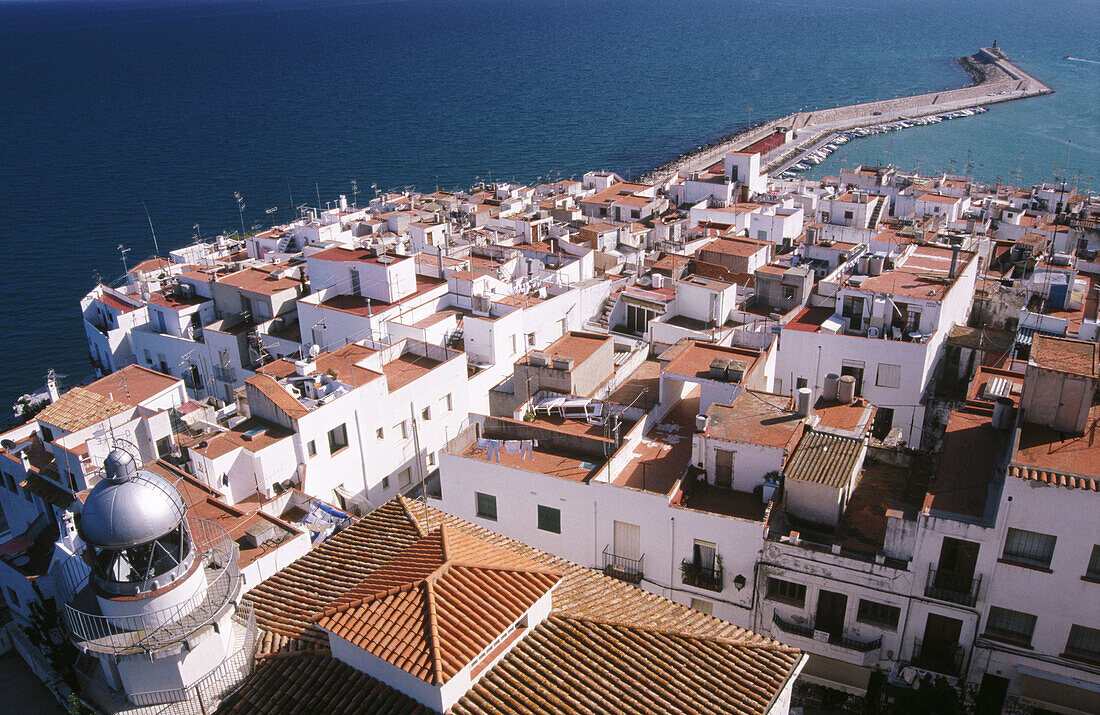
642, 47, 1052, 185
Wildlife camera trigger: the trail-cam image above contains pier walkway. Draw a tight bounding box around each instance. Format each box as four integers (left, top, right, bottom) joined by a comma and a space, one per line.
643, 48, 1052, 184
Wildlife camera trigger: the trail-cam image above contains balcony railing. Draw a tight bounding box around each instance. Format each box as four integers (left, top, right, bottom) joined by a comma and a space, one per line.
772, 612, 882, 653
681, 559, 723, 593
925, 567, 981, 607
911, 638, 964, 676
602, 546, 644, 584
213, 365, 236, 383
57, 518, 240, 655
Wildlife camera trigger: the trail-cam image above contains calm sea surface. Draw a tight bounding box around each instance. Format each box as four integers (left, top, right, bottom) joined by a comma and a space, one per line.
0, 0, 1097, 414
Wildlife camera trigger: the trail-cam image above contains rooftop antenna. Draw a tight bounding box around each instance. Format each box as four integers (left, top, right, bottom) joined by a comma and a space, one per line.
141, 200, 161, 256
287, 181, 295, 219
315, 182, 322, 215
118, 244, 132, 274
351, 180, 358, 207
234, 191, 246, 235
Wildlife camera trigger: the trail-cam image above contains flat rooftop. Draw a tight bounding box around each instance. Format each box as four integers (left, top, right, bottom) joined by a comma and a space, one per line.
853, 245, 975, 302
662, 341, 761, 382
461, 440, 601, 483
613, 393, 699, 495
1014, 404, 1100, 480
382, 353, 444, 393
675, 472, 768, 522
319, 276, 446, 317
523, 331, 610, 367
704, 390, 804, 451
85, 365, 181, 407
924, 407, 1000, 520
837, 460, 926, 557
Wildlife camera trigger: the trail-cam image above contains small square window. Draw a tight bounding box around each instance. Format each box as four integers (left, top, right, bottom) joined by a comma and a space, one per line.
526, 332, 536, 347
427, 452, 436, 467
766, 578, 806, 607
307, 440, 317, 457
475, 492, 497, 521
442, 394, 453, 413
396, 421, 408, 439
327, 424, 349, 454
1065, 624, 1100, 663
421, 407, 431, 421
537, 505, 561, 534
376, 427, 384, 440
398, 468, 412, 487
381, 476, 390, 489
1086, 545, 1100, 580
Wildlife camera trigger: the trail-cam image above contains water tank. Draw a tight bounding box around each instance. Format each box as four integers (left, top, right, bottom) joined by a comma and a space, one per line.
823, 373, 840, 401
992, 396, 1016, 430
796, 387, 813, 417
696, 414, 709, 432
837, 375, 856, 404
868, 255, 885, 275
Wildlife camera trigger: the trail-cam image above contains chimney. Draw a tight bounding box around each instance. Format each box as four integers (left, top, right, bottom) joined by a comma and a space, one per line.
46, 369, 60, 403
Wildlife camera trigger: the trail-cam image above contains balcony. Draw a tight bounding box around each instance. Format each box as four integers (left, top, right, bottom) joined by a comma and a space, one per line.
602, 546, 644, 584
213, 365, 236, 383
772, 612, 882, 657
910, 638, 964, 677
925, 567, 981, 607
681, 559, 723, 593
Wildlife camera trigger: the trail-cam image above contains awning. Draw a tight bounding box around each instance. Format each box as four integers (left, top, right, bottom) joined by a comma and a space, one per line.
799, 654, 872, 696
1018, 665, 1100, 714
1015, 327, 1036, 347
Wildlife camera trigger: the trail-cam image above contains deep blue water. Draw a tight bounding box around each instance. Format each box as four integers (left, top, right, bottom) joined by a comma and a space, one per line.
1, 0, 1097, 414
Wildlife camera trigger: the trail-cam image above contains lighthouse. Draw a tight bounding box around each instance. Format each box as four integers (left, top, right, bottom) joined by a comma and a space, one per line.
58, 446, 249, 707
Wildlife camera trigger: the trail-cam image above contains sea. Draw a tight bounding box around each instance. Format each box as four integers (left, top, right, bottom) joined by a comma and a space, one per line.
0, 0, 1097, 417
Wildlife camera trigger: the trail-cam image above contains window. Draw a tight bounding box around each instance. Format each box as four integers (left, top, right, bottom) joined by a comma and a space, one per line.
985, 606, 1037, 646
690, 598, 713, 615
421, 407, 431, 421
766, 578, 806, 607
844, 210, 854, 220
877, 363, 902, 388
376, 427, 384, 440
840, 362, 865, 397
795, 377, 808, 391
857, 599, 900, 629
537, 505, 561, 533
475, 492, 497, 521
509, 335, 517, 354
782, 285, 796, 301
526, 332, 536, 347
757, 230, 768, 241
381, 476, 390, 490
1002, 528, 1056, 569
395, 420, 408, 439
398, 468, 412, 487
427, 452, 436, 467
441, 393, 453, 413
327, 424, 349, 454
841, 295, 865, 332
307, 440, 317, 457
156, 436, 172, 458
40, 426, 54, 443
1065, 625, 1100, 663
1086, 545, 1100, 580
693, 540, 717, 570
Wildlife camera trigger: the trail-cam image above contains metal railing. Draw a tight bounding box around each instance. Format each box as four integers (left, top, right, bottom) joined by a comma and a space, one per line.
925, 567, 982, 607
213, 365, 235, 383
772, 612, 882, 653
602, 546, 644, 584
681, 559, 723, 593
911, 638, 964, 676
59, 518, 239, 655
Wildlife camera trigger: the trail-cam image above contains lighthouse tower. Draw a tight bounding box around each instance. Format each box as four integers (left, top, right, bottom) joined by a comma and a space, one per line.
58, 447, 249, 708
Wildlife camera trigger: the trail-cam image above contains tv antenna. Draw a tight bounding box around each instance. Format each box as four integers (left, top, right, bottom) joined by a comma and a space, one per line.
117, 244, 131, 274
234, 191, 246, 234
141, 200, 161, 256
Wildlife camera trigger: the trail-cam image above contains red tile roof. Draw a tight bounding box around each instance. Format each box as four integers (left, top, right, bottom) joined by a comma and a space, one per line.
246, 374, 310, 420
1030, 335, 1099, 378
316, 526, 561, 684
231, 498, 802, 715
85, 365, 181, 407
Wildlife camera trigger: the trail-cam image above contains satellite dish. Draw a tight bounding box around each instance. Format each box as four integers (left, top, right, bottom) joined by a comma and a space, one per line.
308, 344, 321, 358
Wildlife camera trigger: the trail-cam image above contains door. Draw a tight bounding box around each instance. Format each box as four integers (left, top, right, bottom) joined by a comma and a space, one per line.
613, 521, 640, 562
936, 538, 978, 593
715, 449, 734, 489
815, 590, 847, 640
975, 674, 1009, 715
840, 364, 865, 397
922, 613, 962, 672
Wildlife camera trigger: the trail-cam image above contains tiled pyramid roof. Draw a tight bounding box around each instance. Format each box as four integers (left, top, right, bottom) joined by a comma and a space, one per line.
231, 498, 803, 714
314, 525, 561, 684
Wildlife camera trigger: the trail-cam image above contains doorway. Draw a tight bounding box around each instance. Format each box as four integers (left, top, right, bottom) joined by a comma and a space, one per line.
715, 449, 733, 488
815, 590, 847, 640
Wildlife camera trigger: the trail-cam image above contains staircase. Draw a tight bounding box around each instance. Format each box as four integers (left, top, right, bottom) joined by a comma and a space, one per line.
587, 297, 615, 331
445, 327, 464, 349
275, 232, 294, 253
868, 196, 886, 228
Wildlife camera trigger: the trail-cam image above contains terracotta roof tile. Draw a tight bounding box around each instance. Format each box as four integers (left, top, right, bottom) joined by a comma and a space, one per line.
1030, 334, 1099, 378
784, 429, 864, 488
245, 374, 310, 421
36, 387, 129, 433
237, 497, 801, 713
